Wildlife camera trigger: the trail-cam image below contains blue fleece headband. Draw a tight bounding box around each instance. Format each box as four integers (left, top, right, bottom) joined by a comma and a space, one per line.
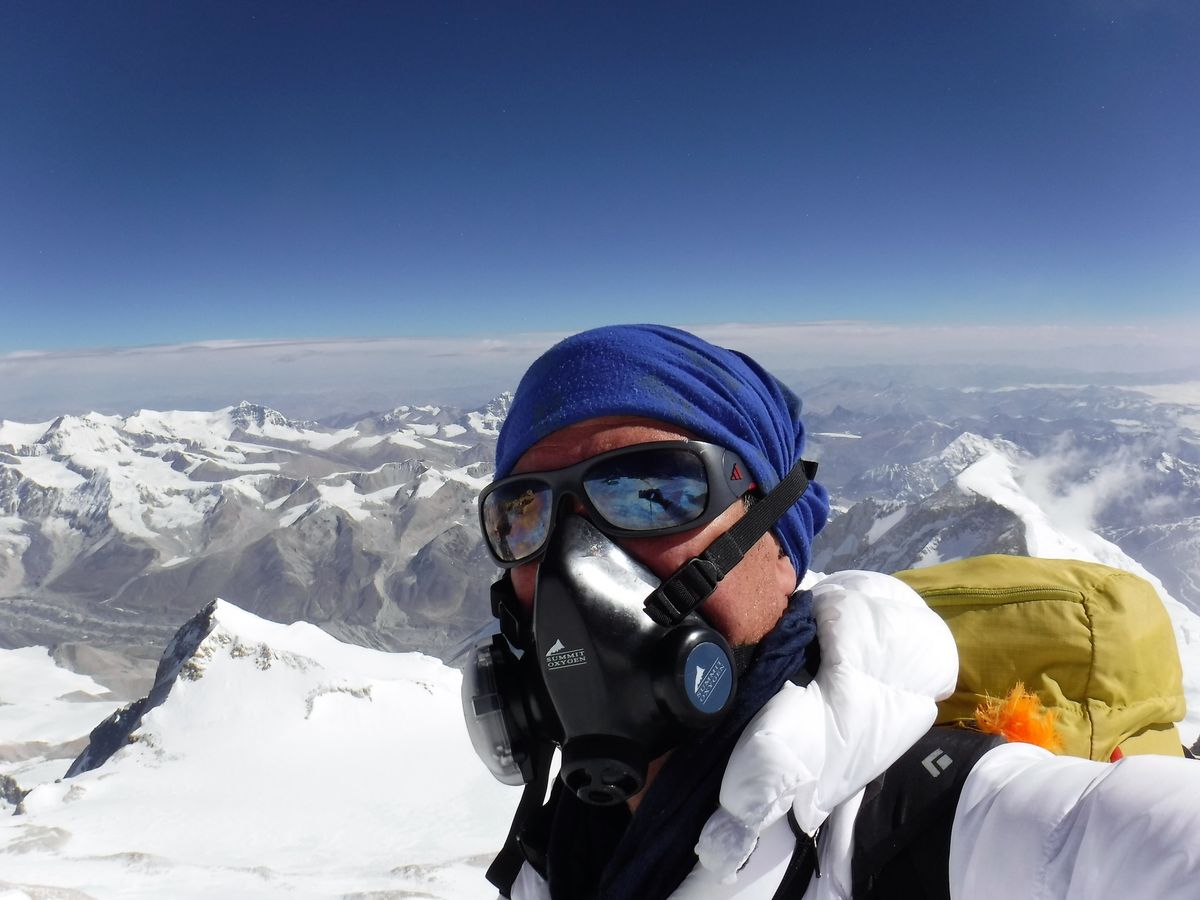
495, 324, 829, 582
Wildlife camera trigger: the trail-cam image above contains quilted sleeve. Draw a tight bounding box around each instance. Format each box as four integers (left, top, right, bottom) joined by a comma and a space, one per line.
950, 741, 1200, 900
696, 570, 959, 882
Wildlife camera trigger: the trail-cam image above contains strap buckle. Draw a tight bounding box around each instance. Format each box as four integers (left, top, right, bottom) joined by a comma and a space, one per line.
644, 556, 723, 626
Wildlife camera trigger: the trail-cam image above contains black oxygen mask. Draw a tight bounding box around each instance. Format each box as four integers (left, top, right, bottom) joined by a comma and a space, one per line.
532, 514, 737, 805
470, 458, 819, 892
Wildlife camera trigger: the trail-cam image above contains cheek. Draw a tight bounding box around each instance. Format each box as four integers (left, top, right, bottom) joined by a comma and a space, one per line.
699, 535, 793, 645
619, 503, 745, 579
617, 534, 698, 581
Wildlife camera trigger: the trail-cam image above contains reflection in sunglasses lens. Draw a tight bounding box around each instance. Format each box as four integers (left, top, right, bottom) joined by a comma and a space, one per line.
584, 449, 708, 530
483, 481, 552, 562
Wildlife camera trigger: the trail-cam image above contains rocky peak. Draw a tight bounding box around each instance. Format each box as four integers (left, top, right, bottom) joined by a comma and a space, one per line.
464, 393, 512, 436
228, 401, 305, 431
66, 600, 218, 778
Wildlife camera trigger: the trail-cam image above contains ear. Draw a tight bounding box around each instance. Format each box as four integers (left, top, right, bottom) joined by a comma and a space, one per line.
772, 537, 800, 596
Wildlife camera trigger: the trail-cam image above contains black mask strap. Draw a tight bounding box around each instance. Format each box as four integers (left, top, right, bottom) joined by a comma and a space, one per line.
491, 572, 531, 650
644, 459, 818, 627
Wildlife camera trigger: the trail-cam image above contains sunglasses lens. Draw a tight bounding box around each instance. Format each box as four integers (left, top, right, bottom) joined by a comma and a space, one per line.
583, 449, 708, 531
482, 479, 553, 563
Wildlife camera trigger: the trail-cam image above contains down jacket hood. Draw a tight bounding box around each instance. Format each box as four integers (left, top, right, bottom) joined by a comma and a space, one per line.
510, 570, 959, 900
693, 569, 959, 884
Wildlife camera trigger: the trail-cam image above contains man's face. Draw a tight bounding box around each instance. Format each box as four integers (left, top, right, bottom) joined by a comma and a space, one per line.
507, 415, 797, 646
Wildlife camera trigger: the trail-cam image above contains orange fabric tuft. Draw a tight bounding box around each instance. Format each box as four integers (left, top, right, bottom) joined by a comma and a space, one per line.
974, 682, 1064, 753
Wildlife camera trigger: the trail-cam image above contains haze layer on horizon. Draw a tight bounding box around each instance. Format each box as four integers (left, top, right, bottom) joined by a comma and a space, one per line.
2, 321, 1196, 422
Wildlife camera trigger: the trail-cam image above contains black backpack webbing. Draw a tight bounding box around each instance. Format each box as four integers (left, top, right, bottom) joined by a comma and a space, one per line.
771, 726, 1003, 899
487, 741, 555, 895
851, 726, 1004, 899
769, 809, 821, 899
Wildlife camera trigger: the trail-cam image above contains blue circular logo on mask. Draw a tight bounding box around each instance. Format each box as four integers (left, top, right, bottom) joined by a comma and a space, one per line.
684, 642, 733, 714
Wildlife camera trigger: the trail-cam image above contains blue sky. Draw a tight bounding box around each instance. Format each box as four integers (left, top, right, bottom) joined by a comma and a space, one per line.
2, 2, 1198, 353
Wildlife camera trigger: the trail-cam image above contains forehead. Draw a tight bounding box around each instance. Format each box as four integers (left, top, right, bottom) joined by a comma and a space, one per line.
512, 416, 697, 474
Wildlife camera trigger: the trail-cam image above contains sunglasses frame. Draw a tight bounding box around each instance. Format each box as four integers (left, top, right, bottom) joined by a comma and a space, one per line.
478, 440, 755, 568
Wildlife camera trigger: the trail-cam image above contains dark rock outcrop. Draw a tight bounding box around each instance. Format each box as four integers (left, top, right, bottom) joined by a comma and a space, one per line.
66, 601, 217, 777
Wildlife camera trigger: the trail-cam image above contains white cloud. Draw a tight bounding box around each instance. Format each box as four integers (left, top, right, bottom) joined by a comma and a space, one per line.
688, 320, 1200, 374
1, 320, 1196, 421
1016, 433, 1185, 537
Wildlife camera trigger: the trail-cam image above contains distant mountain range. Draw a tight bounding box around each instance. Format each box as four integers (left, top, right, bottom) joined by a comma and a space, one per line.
2, 371, 1198, 671
2, 369, 1199, 895
798, 375, 1200, 613
0, 397, 509, 660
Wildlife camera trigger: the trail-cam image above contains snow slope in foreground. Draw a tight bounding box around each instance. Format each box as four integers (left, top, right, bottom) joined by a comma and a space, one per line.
0, 647, 127, 813
0, 601, 519, 899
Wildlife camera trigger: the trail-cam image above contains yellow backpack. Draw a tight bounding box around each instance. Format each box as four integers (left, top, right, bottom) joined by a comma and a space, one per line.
894, 555, 1187, 760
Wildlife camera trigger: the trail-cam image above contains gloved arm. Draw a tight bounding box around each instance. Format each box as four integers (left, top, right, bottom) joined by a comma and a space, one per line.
950, 741, 1200, 899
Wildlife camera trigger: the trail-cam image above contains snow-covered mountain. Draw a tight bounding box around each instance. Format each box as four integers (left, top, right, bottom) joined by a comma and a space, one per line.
0, 600, 517, 898
2, 467, 1197, 897
3, 371, 1200, 898
841, 432, 1024, 506
813, 442, 1200, 746
803, 376, 1200, 614
0, 398, 512, 660
812, 434, 1032, 573
5, 375, 1198, 664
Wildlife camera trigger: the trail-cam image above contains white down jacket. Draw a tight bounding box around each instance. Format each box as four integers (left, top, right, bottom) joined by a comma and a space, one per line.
509, 570, 1200, 900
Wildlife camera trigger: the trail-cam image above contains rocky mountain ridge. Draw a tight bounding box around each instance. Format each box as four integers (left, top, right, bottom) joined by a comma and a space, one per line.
803, 378, 1200, 613
3, 374, 1198, 667
0, 398, 510, 659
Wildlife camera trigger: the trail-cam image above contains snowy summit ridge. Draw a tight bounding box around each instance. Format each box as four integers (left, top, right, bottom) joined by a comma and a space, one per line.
6, 599, 518, 898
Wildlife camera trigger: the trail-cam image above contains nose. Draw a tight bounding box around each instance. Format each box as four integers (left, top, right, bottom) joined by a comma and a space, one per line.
556, 490, 588, 518
511, 559, 539, 610
551, 492, 594, 542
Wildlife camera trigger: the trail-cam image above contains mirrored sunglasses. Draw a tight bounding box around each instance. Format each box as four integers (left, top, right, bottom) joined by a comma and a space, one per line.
478, 441, 755, 566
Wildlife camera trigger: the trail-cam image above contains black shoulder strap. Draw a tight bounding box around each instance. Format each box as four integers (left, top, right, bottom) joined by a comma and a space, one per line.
851, 726, 1005, 900
770, 809, 821, 899
486, 742, 556, 896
